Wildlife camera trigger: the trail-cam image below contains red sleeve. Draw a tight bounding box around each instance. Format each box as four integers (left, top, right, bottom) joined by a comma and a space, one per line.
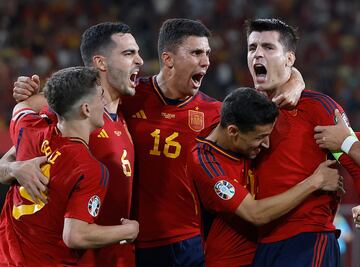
9, 108, 38, 144
9, 106, 57, 145
334, 114, 360, 197
65, 162, 108, 223
194, 173, 249, 214
338, 153, 360, 196
188, 146, 248, 214
305, 93, 360, 197
39, 105, 57, 123
305, 96, 344, 126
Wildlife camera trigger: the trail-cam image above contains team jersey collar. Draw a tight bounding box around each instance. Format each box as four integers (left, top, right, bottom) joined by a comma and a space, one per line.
54, 126, 90, 150
103, 107, 118, 122
151, 76, 196, 107
196, 136, 243, 161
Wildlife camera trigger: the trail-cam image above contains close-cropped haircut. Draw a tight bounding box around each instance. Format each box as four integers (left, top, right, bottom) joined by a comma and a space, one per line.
220, 87, 278, 133
80, 22, 131, 66
158, 18, 211, 57
245, 18, 299, 52
44, 66, 99, 119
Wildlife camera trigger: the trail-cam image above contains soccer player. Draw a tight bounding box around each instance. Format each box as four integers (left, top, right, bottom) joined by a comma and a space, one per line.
314, 109, 360, 166
188, 87, 342, 267
244, 18, 360, 266
11, 19, 304, 266
119, 18, 221, 266
120, 18, 305, 267
0, 66, 139, 266
8, 22, 143, 267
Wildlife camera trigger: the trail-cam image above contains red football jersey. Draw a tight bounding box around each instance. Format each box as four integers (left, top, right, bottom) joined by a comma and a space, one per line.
0, 109, 108, 266
255, 90, 360, 243
83, 110, 135, 267
121, 76, 221, 248
41, 107, 135, 267
188, 137, 257, 266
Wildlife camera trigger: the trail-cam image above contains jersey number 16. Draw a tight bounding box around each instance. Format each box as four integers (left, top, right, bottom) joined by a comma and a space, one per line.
149, 129, 181, 159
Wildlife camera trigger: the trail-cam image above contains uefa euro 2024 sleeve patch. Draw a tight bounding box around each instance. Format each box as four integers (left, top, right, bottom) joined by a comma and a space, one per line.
88, 195, 101, 217
214, 180, 235, 200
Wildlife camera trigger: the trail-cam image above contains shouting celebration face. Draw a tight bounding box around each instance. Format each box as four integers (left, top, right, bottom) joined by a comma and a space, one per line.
247, 31, 294, 92
105, 33, 143, 96
167, 36, 211, 99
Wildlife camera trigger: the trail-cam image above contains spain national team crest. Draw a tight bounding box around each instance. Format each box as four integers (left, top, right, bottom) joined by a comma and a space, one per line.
88, 195, 101, 217
214, 180, 235, 200
188, 110, 204, 132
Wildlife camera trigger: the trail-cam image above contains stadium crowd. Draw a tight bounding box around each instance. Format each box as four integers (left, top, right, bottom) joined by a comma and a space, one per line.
0, 0, 359, 129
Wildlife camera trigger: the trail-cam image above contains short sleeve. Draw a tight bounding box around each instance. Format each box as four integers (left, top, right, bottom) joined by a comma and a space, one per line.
10, 108, 38, 144
65, 162, 109, 223
194, 173, 249, 214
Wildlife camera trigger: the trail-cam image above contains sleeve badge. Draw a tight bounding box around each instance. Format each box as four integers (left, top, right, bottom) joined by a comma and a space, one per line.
88, 195, 101, 217
214, 180, 235, 200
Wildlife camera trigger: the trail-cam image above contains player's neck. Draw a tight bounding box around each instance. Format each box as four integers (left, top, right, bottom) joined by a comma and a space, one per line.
100, 86, 119, 113
104, 98, 120, 113
57, 120, 92, 144
207, 124, 232, 151
156, 70, 189, 100
99, 76, 120, 112
267, 72, 292, 99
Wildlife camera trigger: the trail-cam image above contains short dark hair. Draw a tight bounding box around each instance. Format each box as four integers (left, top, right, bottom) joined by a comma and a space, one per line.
245, 18, 299, 52
80, 22, 131, 66
158, 18, 211, 57
220, 87, 278, 133
44, 66, 99, 119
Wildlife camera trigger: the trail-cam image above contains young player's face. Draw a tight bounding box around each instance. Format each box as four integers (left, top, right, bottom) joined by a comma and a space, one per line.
169, 36, 210, 99
247, 31, 294, 92
236, 122, 275, 159
105, 33, 143, 96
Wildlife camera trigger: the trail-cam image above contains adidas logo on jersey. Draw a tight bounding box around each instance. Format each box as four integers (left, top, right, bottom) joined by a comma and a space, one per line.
97, 129, 109, 138
132, 110, 147, 119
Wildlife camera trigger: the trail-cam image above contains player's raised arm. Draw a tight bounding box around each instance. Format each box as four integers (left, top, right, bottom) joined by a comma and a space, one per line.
236, 160, 340, 226
13, 75, 41, 102
2, 90, 50, 204
13, 93, 47, 116
272, 67, 304, 108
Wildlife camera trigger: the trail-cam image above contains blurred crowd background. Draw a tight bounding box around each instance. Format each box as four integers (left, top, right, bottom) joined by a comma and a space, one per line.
0, 0, 359, 266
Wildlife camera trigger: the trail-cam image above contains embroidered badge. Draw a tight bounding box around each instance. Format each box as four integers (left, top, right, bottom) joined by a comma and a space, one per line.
88, 195, 101, 217
214, 180, 235, 200
188, 110, 204, 132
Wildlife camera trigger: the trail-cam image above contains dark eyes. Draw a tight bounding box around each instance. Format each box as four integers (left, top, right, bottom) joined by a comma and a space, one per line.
192, 51, 210, 56
248, 46, 274, 51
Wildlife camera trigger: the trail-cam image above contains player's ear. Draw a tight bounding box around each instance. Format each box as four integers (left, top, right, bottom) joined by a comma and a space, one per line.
81, 102, 91, 118
227, 125, 239, 137
286, 51, 295, 68
93, 55, 107, 71
161, 52, 174, 69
